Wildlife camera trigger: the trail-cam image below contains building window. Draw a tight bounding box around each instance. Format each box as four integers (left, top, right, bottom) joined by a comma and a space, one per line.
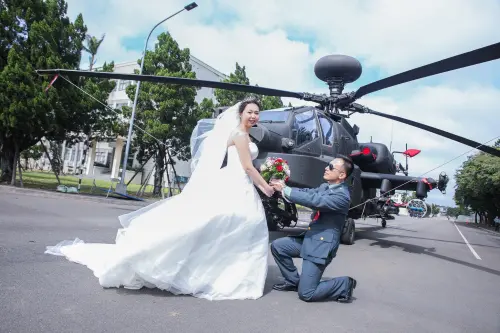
115, 102, 128, 110
118, 80, 131, 91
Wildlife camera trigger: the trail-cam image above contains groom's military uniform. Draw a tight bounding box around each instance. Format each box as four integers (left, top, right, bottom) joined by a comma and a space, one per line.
270, 182, 356, 302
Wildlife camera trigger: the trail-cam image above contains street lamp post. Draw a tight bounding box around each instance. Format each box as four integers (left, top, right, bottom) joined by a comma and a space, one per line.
116, 2, 198, 195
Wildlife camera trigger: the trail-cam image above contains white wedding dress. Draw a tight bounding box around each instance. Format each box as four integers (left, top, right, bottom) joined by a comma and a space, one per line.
45, 103, 269, 301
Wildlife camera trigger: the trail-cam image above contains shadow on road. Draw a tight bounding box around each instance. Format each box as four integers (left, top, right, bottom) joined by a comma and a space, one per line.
355, 227, 500, 278
110, 222, 500, 300
356, 223, 500, 250
268, 221, 500, 278
356, 221, 418, 233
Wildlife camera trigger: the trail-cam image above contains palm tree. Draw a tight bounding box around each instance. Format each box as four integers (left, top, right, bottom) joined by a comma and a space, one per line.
82, 33, 105, 70
79, 33, 106, 174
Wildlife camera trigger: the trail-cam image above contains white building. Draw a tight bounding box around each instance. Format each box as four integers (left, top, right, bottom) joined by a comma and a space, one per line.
58, 55, 227, 190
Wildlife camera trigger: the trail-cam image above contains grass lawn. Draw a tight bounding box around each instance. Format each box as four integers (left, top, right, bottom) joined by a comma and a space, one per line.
14, 171, 178, 200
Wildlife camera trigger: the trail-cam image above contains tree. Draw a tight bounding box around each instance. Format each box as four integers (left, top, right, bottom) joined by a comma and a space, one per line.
214, 62, 284, 109
77, 32, 119, 175
214, 63, 249, 106
445, 205, 471, 219
446, 207, 459, 218
401, 191, 416, 203
21, 144, 43, 170
122, 32, 212, 195
454, 145, 500, 225
0, 0, 117, 183
83, 33, 105, 71
430, 203, 440, 216
261, 96, 285, 110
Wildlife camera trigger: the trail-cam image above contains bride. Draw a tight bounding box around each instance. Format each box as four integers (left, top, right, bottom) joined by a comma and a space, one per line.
45, 97, 276, 301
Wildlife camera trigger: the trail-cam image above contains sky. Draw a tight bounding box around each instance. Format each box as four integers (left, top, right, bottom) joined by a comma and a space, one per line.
65, 0, 500, 207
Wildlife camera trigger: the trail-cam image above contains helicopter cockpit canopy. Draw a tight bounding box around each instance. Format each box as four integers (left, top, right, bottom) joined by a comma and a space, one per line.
257, 107, 292, 123
292, 109, 321, 146
253, 106, 337, 153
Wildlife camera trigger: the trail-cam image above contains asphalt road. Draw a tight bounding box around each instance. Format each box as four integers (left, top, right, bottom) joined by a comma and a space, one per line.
1, 187, 499, 333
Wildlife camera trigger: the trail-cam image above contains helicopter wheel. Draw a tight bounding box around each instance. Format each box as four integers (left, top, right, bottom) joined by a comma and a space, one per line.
263, 196, 296, 231
265, 210, 280, 231
341, 218, 355, 245
381, 219, 387, 228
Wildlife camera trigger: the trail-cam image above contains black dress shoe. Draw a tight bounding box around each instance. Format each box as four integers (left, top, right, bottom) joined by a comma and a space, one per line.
272, 283, 298, 292
337, 277, 357, 303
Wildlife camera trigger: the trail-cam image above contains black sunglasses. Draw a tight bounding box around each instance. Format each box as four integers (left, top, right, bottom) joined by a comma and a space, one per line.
328, 163, 343, 173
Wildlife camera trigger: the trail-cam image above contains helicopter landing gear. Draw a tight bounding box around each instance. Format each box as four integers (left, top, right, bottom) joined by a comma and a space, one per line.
381, 219, 387, 228
341, 218, 355, 245
260, 190, 298, 231
265, 210, 279, 231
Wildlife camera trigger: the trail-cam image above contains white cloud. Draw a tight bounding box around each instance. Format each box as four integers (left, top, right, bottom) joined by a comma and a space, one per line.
64, 0, 500, 206
214, 0, 500, 73
165, 25, 313, 93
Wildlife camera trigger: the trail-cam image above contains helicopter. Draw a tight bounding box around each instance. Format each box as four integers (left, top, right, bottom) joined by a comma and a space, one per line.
193, 103, 446, 241
36, 41, 500, 245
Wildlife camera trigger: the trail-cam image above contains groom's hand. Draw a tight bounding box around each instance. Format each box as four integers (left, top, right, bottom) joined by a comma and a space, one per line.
270, 179, 285, 191
270, 179, 292, 203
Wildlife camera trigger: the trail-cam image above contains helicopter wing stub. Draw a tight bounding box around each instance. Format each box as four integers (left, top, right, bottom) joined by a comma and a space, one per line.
352, 41, 500, 100
35, 69, 305, 99
354, 104, 500, 157
360, 172, 434, 192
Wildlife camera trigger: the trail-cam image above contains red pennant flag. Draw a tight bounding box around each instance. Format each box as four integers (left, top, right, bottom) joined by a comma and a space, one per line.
44, 74, 59, 93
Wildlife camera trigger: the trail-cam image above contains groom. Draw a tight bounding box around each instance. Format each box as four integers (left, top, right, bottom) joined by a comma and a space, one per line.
269, 155, 357, 303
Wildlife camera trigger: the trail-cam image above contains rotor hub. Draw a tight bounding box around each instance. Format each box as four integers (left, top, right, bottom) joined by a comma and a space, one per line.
314, 55, 362, 95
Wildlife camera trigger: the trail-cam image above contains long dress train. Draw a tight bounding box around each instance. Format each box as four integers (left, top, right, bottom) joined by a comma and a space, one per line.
45, 142, 269, 300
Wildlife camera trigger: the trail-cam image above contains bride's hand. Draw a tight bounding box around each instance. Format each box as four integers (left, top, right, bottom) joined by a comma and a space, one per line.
260, 184, 275, 197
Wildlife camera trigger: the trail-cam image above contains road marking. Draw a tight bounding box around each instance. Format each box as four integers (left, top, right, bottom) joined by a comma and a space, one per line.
453, 222, 481, 260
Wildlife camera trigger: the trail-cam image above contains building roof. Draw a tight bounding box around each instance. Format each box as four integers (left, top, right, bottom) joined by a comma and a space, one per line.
190, 55, 227, 80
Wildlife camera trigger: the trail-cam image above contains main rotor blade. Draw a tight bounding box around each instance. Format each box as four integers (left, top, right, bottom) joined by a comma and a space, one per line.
357, 105, 500, 157
36, 69, 305, 99
353, 42, 500, 99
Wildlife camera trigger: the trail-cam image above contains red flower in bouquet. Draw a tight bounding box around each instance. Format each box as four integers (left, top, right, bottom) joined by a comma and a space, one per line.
259, 157, 291, 183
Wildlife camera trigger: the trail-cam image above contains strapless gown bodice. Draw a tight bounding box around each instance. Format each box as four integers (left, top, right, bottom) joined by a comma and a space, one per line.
227, 142, 259, 162
225, 142, 259, 178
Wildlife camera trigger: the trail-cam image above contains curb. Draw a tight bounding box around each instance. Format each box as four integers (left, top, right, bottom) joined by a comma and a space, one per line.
454, 221, 500, 235
0, 185, 154, 208
478, 226, 500, 236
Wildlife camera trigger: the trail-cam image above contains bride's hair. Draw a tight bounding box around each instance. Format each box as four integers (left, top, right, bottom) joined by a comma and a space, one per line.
238, 96, 262, 114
